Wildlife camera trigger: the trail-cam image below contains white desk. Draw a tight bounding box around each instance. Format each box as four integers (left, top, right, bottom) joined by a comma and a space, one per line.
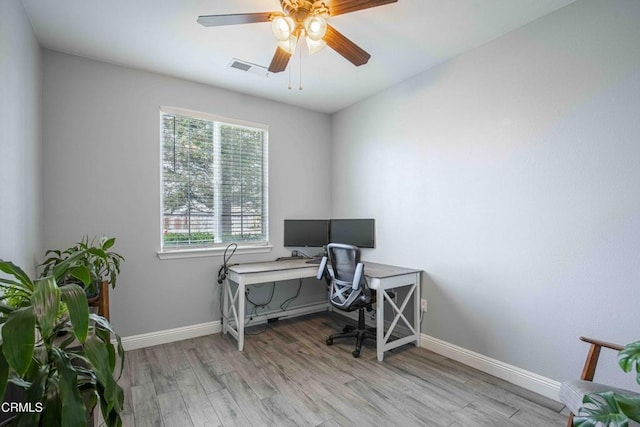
223, 259, 327, 352
223, 258, 421, 361
364, 262, 422, 361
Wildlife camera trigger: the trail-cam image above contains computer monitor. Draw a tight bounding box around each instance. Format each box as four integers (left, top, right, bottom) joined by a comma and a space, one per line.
283, 219, 330, 247
329, 219, 375, 248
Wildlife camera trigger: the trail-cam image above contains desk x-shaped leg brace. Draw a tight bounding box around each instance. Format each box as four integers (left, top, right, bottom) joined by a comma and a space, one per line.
223, 279, 245, 350
372, 272, 421, 361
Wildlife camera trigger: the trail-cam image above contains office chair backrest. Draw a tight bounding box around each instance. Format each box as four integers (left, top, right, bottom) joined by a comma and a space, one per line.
327, 243, 361, 284
318, 243, 368, 310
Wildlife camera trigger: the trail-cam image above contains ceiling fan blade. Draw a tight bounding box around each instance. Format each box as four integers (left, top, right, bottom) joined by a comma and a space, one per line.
197, 12, 275, 27
268, 47, 291, 73
328, 0, 398, 17
323, 24, 371, 66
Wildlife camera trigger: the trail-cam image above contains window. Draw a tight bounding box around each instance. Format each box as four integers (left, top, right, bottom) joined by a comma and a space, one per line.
160, 107, 268, 251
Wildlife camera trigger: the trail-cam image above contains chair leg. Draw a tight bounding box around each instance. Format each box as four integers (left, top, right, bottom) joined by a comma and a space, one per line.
567, 413, 574, 427
353, 327, 377, 358
326, 309, 376, 358
327, 311, 360, 344
326, 330, 358, 345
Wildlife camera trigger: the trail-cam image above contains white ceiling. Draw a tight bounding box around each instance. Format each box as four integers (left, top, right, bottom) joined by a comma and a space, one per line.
21, 0, 575, 113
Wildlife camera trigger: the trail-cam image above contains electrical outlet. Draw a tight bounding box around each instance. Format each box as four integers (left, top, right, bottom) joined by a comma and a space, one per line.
421, 298, 428, 312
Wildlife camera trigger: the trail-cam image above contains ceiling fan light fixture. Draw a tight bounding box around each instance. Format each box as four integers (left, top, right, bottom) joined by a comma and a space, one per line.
304, 15, 327, 41
271, 16, 295, 41
277, 34, 298, 55
305, 36, 326, 55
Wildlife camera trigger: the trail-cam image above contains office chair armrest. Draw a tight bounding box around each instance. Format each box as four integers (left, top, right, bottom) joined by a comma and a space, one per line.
316, 256, 328, 280
578, 336, 624, 381
352, 263, 364, 290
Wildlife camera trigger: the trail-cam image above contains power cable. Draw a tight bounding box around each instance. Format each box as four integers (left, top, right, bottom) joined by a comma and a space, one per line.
217, 243, 238, 322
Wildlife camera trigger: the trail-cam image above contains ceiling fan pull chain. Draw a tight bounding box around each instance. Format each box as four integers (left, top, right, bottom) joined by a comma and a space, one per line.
299, 49, 303, 90
288, 36, 294, 90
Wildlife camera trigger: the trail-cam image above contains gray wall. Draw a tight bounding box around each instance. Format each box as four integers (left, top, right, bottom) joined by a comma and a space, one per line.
331, 0, 640, 387
0, 0, 42, 274
41, 50, 332, 337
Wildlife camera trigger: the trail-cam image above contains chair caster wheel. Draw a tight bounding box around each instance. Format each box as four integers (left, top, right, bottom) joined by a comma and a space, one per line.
326, 338, 334, 346
352, 350, 360, 358
343, 325, 355, 333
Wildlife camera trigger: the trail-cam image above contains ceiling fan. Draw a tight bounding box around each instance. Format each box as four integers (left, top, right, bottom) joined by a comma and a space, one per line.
197, 0, 398, 73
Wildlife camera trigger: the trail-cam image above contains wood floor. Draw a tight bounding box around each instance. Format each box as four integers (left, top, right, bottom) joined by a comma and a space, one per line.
114, 313, 567, 427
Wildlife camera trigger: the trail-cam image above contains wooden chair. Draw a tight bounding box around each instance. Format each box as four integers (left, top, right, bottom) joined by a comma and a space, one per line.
560, 336, 639, 427
87, 281, 110, 321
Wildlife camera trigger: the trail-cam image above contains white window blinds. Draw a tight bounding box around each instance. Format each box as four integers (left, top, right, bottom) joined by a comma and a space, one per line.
161, 108, 268, 250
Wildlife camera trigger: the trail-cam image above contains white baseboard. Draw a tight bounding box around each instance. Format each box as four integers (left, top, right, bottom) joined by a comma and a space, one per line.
420, 333, 561, 402
120, 321, 222, 351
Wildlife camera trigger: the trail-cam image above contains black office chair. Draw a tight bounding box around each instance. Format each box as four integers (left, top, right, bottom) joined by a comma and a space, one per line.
316, 243, 376, 358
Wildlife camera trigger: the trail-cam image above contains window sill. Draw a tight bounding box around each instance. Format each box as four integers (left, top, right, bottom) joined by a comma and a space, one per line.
157, 244, 272, 260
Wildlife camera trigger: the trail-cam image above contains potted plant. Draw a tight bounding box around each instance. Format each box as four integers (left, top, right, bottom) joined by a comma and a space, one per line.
39, 236, 124, 298
575, 341, 640, 426
0, 251, 125, 426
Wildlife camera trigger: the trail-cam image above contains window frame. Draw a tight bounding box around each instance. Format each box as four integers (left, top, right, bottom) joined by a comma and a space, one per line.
157, 106, 270, 259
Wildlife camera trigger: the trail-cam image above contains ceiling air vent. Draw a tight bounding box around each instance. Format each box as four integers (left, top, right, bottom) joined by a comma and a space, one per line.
228, 58, 269, 78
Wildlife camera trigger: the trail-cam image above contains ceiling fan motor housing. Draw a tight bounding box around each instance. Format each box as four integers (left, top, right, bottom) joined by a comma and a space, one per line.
281, 0, 330, 23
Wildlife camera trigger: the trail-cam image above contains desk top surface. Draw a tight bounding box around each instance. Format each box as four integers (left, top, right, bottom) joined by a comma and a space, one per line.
229, 258, 420, 278
228, 259, 315, 274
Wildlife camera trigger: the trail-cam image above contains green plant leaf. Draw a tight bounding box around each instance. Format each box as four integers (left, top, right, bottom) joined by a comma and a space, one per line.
50, 249, 87, 282
88, 247, 107, 258
617, 394, 640, 423
13, 364, 48, 427
0, 302, 17, 315
0, 260, 34, 291
40, 387, 62, 427
90, 313, 125, 377
576, 391, 629, 427
619, 341, 640, 386
84, 334, 122, 416
99, 381, 124, 427
31, 276, 61, 340
56, 330, 79, 350
94, 326, 116, 372
70, 265, 92, 287
0, 345, 9, 402
1, 306, 35, 377
60, 283, 89, 343
0, 277, 29, 290
83, 334, 112, 393
102, 237, 116, 250
52, 347, 88, 427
